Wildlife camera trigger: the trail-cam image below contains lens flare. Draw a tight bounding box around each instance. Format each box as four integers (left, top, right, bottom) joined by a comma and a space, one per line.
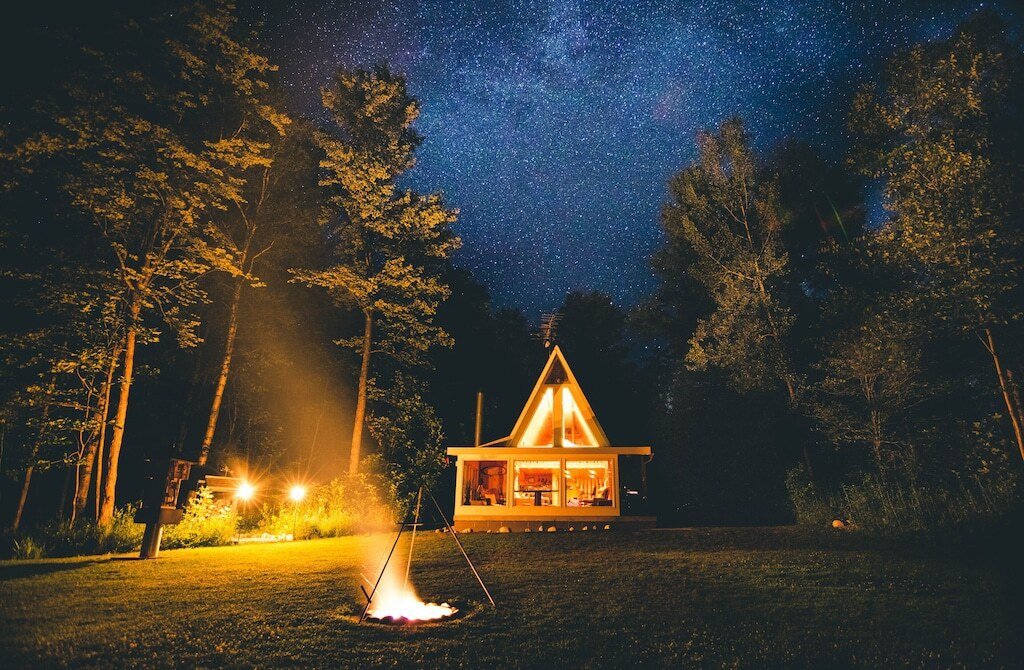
235, 481, 255, 501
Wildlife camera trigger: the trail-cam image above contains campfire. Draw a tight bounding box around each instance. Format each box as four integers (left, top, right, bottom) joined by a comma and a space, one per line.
364, 586, 457, 624
358, 485, 493, 625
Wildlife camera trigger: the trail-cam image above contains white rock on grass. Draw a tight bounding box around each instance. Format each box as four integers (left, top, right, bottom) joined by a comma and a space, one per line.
498, 526, 510, 533
546, 526, 556, 532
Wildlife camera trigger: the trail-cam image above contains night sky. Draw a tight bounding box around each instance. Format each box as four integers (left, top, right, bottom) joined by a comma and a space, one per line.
252, 0, 1008, 314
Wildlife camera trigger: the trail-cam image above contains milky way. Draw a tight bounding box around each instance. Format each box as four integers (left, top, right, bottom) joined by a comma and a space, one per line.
251, 0, 1011, 314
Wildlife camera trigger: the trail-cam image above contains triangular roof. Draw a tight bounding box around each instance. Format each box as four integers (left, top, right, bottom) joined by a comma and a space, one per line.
505, 345, 610, 447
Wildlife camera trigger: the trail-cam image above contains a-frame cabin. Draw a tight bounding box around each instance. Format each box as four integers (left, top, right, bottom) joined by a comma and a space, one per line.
447, 346, 654, 531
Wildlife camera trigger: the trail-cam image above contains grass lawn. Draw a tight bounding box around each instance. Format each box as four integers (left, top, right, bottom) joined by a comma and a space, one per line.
0, 527, 1018, 668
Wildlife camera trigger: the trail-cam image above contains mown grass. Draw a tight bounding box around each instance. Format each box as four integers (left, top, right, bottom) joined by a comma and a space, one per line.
0, 527, 1018, 668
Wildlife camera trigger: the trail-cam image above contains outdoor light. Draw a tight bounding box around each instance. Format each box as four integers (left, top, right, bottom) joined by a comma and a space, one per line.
289, 484, 307, 502
235, 480, 255, 501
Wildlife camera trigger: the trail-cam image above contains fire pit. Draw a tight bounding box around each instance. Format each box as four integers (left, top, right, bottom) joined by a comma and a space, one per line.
364, 591, 458, 625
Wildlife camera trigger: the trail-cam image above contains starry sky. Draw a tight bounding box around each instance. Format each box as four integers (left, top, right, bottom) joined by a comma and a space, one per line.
251, 0, 1011, 314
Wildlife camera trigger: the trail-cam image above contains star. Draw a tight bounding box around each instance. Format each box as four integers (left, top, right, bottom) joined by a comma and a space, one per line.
246, 0, 1013, 314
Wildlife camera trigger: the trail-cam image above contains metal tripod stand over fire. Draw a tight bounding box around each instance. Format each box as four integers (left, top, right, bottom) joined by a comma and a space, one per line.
359, 485, 496, 623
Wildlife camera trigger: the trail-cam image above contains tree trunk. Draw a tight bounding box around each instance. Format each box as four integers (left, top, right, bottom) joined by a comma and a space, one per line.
198, 278, 243, 466
99, 299, 141, 526
73, 351, 117, 522
12, 377, 56, 530
983, 327, 1024, 461
12, 464, 35, 531
175, 340, 205, 453
58, 464, 74, 522
94, 430, 104, 521
1007, 369, 1023, 440
349, 312, 373, 475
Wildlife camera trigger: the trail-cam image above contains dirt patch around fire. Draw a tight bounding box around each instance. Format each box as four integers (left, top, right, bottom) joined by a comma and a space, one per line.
332, 598, 487, 628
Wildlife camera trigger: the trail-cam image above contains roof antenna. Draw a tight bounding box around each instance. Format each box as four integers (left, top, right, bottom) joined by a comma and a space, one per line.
535, 312, 563, 349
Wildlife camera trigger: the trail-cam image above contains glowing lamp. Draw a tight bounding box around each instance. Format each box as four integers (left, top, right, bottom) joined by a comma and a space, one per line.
289, 484, 307, 502
235, 481, 255, 501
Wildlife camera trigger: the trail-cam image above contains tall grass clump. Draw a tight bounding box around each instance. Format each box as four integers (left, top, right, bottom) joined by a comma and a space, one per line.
787, 464, 1019, 535
1, 505, 145, 559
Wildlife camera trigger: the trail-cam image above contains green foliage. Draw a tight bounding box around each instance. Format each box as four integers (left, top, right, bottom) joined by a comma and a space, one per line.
848, 15, 1024, 464
810, 311, 931, 476
258, 473, 399, 539
787, 464, 1018, 535
291, 65, 460, 367
784, 465, 832, 526
10, 536, 45, 561
162, 487, 238, 549
850, 16, 1023, 329
291, 64, 459, 479
1, 505, 144, 559
366, 375, 445, 497
1, 0, 299, 524
1, 491, 243, 560
658, 117, 797, 398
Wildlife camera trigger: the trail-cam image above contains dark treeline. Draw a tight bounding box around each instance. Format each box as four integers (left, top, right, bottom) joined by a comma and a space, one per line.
1, 3, 1021, 537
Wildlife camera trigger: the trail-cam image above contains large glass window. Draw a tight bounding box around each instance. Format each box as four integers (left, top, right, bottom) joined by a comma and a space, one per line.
565, 460, 613, 507
513, 460, 561, 506
561, 388, 599, 446
462, 461, 507, 506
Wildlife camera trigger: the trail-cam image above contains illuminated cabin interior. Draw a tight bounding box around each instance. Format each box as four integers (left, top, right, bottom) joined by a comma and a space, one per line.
447, 345, 654, 531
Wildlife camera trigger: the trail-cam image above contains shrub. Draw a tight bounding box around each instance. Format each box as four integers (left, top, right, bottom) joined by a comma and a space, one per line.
163, 487, 238, 549
2, 505, 146, 559
99, 505, 147, 553
258, 472, 400, 539
785, 465, 832, 525
0, 491, 240, 560
786, 464, 1019, 535
11, 536, 46, 560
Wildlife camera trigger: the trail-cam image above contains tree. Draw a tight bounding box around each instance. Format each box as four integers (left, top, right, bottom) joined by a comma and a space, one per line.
7, 1, 289, 524
367, 373, 445, 498
656, 118, 812, 473
661, 119, 797, 397
0, 227, 125, 527
849, 14, 1024, 461
193, 119, 320, 468
811, 311, 930, 477
292, 66, 459, 475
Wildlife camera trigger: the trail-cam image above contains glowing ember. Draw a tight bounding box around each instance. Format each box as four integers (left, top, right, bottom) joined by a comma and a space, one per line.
366, 590, 457, 622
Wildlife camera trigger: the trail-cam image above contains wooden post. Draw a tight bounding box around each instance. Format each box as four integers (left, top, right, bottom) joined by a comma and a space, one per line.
552, 386, 564, 447
474, 392, 483, 447
139, 521, 163, 559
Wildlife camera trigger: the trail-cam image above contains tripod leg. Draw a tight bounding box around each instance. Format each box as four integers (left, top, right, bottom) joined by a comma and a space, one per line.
404, 486, 423, 591
426, 487, 496, 608
359, 495, 418, 622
